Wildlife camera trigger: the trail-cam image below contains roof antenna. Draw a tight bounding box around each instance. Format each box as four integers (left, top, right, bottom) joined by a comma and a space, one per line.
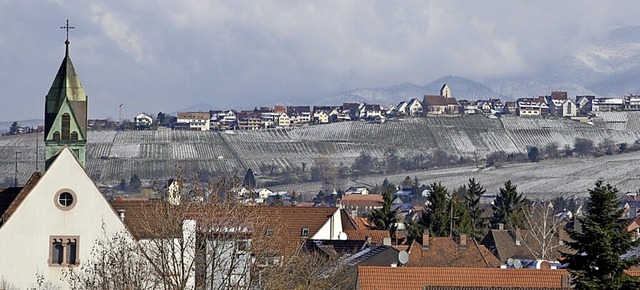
60, 19, 75, 56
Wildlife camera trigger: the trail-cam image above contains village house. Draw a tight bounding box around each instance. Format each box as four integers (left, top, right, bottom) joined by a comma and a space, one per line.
561, 98, 578, 117
576, 95, 594, 115
313, 110, 330, 124
133, 113, 154, 129
406, 98, 424, 116
237, 111, 262, 130
286, 106, 312, 124
176, 111, 211, 131
545, 91, 568, 116
516, 98, 549, 117
340, 194, 384, 217
592, 97, 624, 111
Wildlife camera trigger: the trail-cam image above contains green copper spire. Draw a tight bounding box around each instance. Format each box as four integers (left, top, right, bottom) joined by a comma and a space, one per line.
44, 20, 88, 170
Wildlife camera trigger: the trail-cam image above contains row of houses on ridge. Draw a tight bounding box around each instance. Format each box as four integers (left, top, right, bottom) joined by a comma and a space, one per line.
128, 86, 640, 131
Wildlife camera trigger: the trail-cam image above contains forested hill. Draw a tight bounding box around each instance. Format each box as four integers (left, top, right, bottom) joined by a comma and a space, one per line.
1, 114, 639, 186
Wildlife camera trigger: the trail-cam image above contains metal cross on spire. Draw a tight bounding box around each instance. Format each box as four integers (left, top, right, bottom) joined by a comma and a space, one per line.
60, 19, 75, 44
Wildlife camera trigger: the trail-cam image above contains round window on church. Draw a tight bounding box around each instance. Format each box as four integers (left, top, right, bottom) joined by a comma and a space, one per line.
54, 189, 77, 210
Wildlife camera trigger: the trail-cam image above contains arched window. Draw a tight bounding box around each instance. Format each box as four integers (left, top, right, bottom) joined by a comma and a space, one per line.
70, 131, 78, 140
61, 113, 71, 140
53, 131, 61, 141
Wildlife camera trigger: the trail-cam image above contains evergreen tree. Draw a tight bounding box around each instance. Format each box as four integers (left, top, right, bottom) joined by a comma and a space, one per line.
405, 219, 423, 244
243, 168, 256, 188
491, 180, 527, 230
129, 174, 141, 191
464, 178, 486, 238
368, 183, 398, 239
419, 182, 450, 237
563, 180, 640, 290
118, 178, 127, 191
528, 146, 540, 162
451, 194, 473, 237
401, 176, 413, 188
8, 121, 18, 135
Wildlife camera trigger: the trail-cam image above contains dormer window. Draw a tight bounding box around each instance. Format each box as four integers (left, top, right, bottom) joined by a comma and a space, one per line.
301, 228, 309, 237
70, 131, 78, 140
53, 131, 61, 141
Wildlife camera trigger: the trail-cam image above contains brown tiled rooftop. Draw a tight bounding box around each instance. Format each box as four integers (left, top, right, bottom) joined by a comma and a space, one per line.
109, 199, 340, 257
345, 229, 390, 244
408, 236, 500, 268
341, 194, 383, 207
423, 95, 459, 106
356, 266, 572, 290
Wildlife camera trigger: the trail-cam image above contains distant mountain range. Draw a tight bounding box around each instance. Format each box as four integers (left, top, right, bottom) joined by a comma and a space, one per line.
318, 25, 640, 106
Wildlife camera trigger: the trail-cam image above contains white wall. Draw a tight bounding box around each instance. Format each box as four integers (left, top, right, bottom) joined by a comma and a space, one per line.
0, 149, 127, 289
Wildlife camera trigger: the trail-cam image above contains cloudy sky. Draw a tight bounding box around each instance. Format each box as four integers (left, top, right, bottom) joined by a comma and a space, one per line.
1, 0, 639, 121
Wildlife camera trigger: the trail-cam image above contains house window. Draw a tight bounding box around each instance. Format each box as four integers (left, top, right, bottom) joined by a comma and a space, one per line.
49, 236, 79, 266
301, 227, 309, 237
53, 131, 60, 141
54, 189, 77, 211
236, 239, 250, 254
70, 131, 78, 140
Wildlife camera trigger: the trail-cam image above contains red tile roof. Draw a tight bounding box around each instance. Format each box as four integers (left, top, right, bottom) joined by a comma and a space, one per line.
345, 229, 390, 244
407, 237, 500, 268
341, 194, 384, 208
423, 95, 459, 106
356, 267, 572, 290
109, 200, 341, 257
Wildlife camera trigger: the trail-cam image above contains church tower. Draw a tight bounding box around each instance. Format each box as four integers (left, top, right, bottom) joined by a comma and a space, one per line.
44, 21, 88, 170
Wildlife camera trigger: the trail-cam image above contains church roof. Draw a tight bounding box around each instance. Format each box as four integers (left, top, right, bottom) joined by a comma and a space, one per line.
44, 41, 88, 137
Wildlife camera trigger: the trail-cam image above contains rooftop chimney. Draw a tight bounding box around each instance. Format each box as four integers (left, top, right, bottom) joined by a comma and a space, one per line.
383, 237, 391, 246
118, 209, 126, 222
422, 230, 430, 251
459, 234, 467, 247
498, 223, 504, 230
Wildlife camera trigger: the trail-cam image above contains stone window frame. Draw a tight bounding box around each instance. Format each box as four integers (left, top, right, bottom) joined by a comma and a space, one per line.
48, 235, 80, 267
54, 188, 77, 211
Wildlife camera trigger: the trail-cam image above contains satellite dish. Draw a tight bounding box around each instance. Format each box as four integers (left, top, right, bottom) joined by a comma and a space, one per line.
338, 232, 348, 240
398, 250, 409, 265
514, 259, 522, 269
507, 258, 514, 266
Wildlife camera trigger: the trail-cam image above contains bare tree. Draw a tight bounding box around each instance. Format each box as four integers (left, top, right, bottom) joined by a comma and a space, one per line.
64, 224, 158, 290
260, 251, 355, 290
521, 201, 564, 260
64, 174, 280, 290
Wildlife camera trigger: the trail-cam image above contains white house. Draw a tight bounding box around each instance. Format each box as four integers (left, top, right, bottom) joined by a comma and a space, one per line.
562, 99, 578, 117
177, 112, 211, 131
277, 112, 291, 127
406, 98, 424, 116
134, 113, 154, 128
0, 148, 128, 289
313, 110, 330, 124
